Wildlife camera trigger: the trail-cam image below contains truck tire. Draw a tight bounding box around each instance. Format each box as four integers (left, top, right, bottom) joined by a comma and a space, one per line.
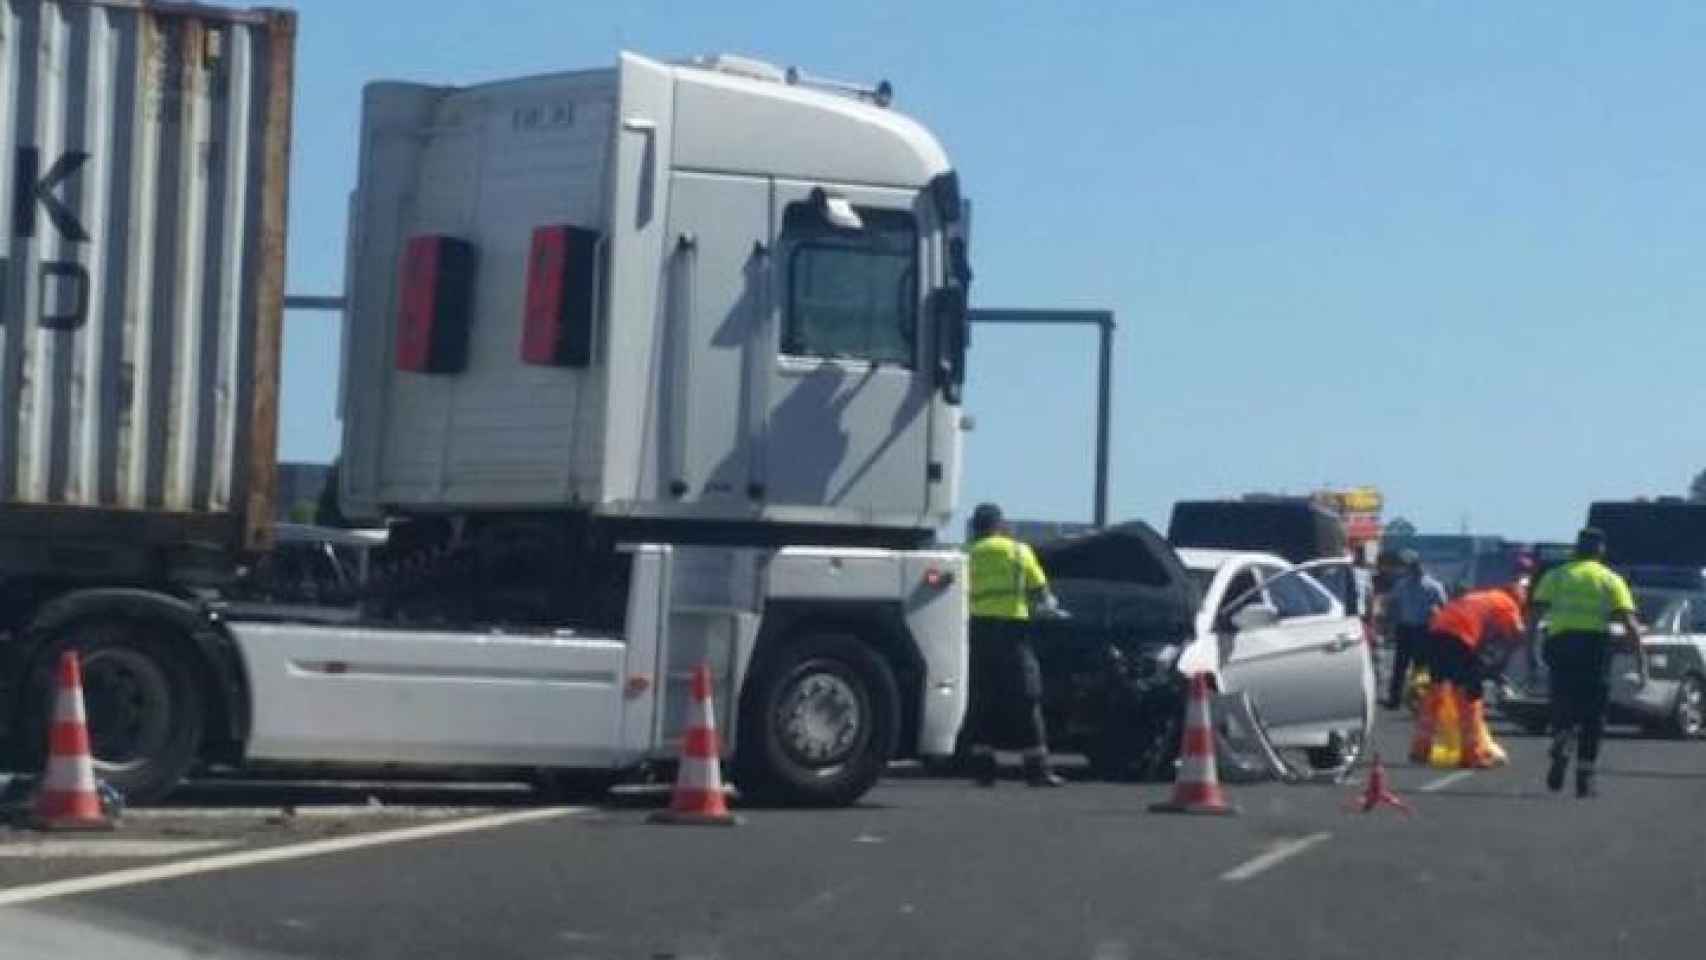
35, 620, 204, 804
734, 631, 900, 807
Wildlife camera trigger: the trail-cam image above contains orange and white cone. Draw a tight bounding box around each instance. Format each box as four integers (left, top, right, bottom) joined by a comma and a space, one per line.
650, 663, 742, 826
32, 651, 113, 831
1151, 672, 1238, 816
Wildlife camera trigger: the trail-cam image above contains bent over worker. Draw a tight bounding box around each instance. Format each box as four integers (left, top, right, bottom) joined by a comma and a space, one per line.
1409, 584, 1527, 768
1531, 528, 1648, 799
964, 503, 1066, 787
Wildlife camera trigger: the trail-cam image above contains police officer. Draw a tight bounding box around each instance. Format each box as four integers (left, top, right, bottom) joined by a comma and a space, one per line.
964, 503, 1065, 787
1531, 528, 1648, 798
1385, 550, 1448, 709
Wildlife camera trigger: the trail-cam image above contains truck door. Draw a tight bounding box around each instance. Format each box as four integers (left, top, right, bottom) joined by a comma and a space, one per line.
762, 182, 934, 522
659, 173, 771, 506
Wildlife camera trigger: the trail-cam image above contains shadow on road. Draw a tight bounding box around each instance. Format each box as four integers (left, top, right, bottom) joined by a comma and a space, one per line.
159, 779, 542, 810
1412, 788, 1552, 802
1595, 767, 1706, 782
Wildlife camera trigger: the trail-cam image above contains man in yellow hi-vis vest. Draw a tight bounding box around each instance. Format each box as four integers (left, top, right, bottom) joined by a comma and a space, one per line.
1531, 527, 1647, 798
964, 503, 1067, 787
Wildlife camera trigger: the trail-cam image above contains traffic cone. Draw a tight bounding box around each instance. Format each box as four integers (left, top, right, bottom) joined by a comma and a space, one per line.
32, 652, 113, 831
1151, 672, 1238, 816
650, 663, 742, 826
1346, 753, 1412, 815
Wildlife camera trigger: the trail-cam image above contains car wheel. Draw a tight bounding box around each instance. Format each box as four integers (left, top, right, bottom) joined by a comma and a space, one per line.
1305, 728, 1365, 772
35, 621, 203, 804
734, 631, 899, 807
1665, 675, 1706, 740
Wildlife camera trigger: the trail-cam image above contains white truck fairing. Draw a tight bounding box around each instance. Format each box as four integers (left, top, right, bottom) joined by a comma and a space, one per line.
231, 544, 967, 767
341, 52, 966, 532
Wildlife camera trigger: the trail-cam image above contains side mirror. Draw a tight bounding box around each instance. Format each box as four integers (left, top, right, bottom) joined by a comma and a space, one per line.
1230, 603, 1280, 631
931, 287, 968, 404
928, 171, 962, 224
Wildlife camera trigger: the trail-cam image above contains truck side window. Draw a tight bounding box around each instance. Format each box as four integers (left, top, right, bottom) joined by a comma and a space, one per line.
780, 203, 917, 366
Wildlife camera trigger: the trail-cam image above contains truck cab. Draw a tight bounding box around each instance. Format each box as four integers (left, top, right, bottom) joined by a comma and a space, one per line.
2, 51, 974, 809
339, 53, 972, 538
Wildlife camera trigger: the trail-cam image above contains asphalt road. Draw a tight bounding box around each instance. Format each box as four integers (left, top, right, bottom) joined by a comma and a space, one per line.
3, 713, 1705, 960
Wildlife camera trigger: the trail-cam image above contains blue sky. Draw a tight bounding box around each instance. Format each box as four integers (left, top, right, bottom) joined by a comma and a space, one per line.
272, 0, 1705, 542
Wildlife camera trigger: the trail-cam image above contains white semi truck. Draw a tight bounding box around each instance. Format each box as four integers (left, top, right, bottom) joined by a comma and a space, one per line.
0, 2, 973, 808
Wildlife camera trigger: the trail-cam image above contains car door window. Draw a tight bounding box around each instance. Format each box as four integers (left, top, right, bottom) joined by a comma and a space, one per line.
1219, 569, 1260, 617
1688, 598, 1706, 635
1261, 568, 1333, 620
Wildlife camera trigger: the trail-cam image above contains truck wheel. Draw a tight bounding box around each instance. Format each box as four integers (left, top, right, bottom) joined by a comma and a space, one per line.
1665, 675, 1706, 740
735, 632, 899, 807
38, 621, 203, 804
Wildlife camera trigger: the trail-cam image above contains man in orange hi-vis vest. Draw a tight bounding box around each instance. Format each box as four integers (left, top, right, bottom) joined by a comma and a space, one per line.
1409, 584, 1527, 768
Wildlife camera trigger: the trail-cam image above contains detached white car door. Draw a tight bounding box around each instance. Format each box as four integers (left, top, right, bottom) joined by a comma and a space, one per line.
1219, 563, 1370, 745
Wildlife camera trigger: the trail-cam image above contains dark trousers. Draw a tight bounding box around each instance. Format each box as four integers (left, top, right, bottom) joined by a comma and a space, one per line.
1423, 631, 1485, 701
1544, 632, 1613, 765
965, 617, 1048, 752
1386, 624, 1428, 705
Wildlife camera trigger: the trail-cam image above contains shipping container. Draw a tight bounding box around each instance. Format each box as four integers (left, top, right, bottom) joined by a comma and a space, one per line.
0, 0, 294, 571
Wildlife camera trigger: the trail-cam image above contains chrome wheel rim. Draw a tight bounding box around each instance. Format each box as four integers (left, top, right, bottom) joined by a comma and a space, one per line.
776, 669, 864, 769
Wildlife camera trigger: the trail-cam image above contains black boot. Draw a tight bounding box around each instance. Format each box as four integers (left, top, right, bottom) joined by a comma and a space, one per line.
972, 752, 998, 788
1546, 735, 1570, 793
1576, 767, 1597, 799
1024, 755, 1065, 788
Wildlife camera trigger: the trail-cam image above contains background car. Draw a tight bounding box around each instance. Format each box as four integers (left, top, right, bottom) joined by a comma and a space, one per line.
1380, 534, 1529, 597
1496, 586, 1706, 739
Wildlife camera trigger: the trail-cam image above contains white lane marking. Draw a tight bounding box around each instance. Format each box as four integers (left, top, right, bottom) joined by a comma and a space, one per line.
1220, 832, 1333, 883
0, 806, 585, 908
0, 840, 237, 859
1419, 770, 1476, 793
